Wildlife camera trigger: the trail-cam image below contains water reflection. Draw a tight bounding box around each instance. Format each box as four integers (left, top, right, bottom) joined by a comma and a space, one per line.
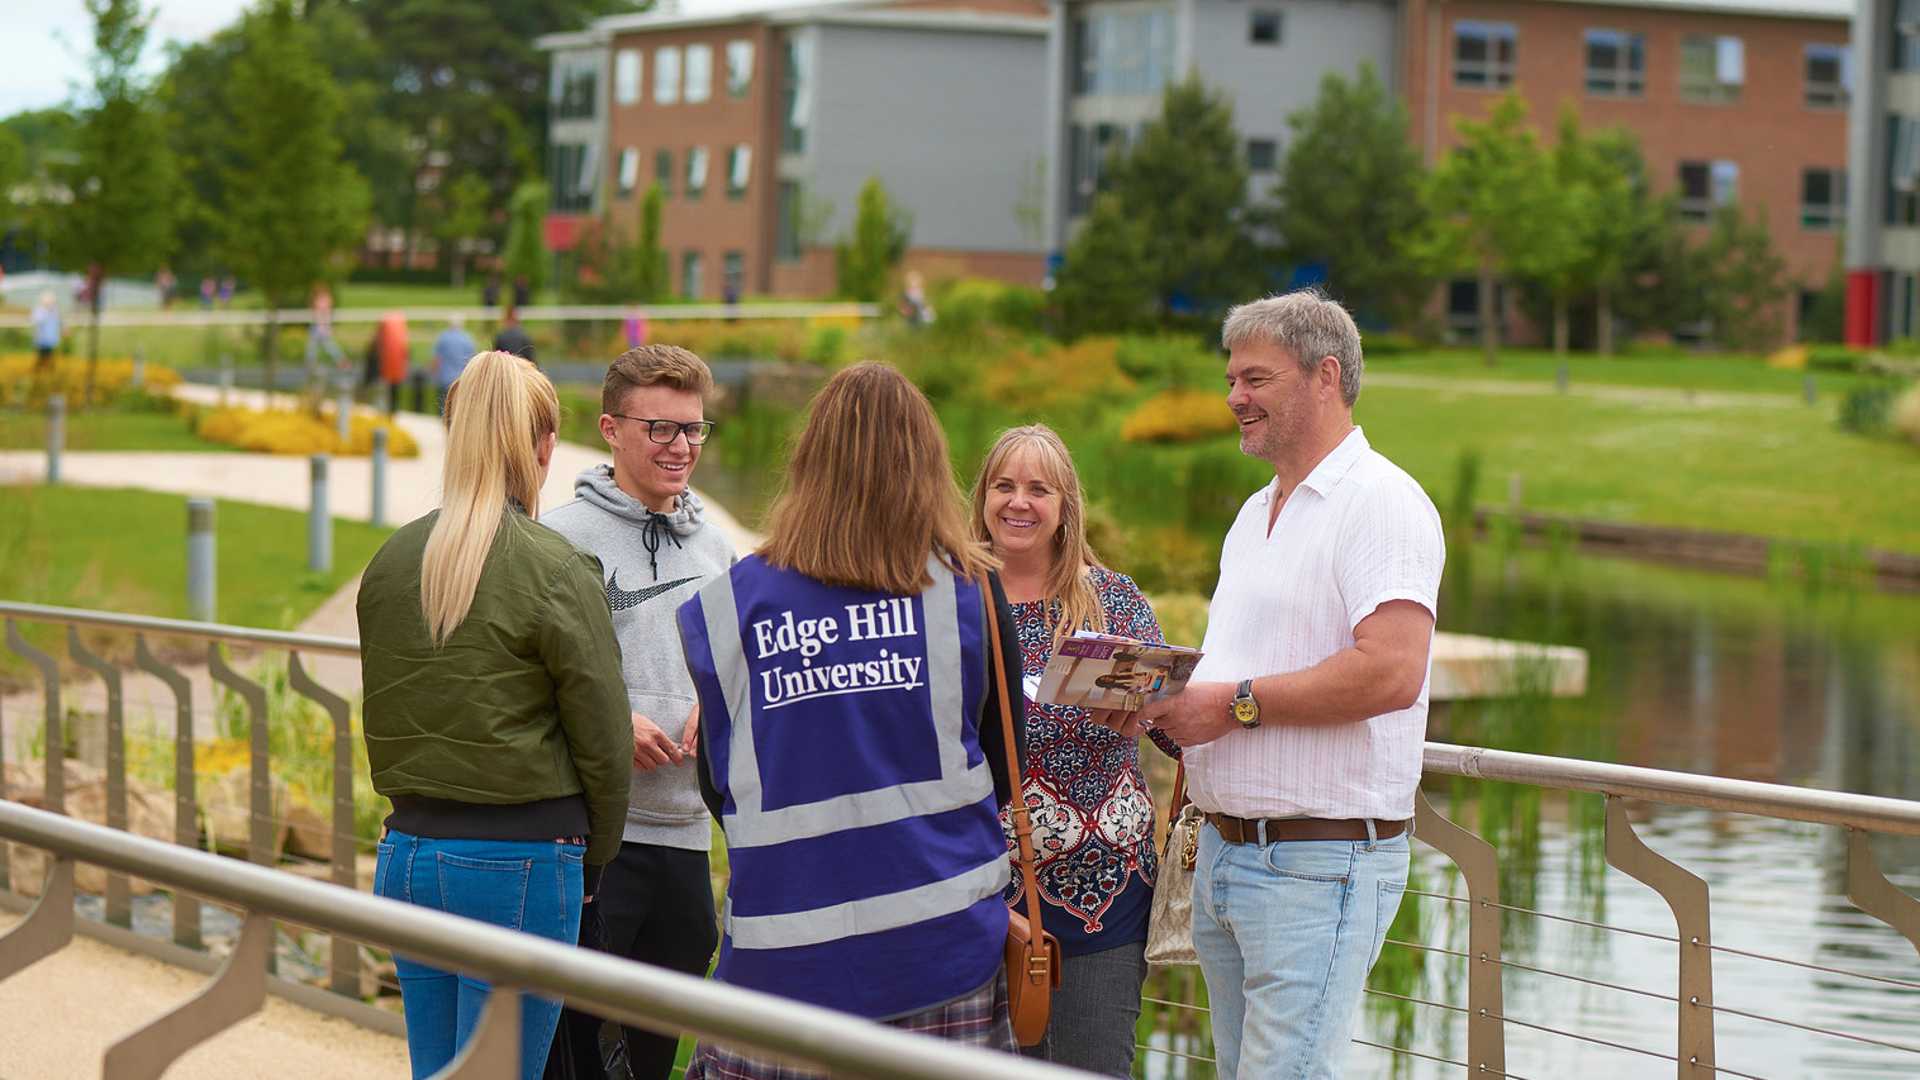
1141, 541, 1920, 1079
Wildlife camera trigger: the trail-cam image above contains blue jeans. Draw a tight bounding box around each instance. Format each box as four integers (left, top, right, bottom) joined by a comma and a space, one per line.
373, 830, 585, 1080
1191, 821, 1410, 1079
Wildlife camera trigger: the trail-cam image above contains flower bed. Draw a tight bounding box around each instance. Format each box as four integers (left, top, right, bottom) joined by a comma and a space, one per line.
192, 404, 420, 457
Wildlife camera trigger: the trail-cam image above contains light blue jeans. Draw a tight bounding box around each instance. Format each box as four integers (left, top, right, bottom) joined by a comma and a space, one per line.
374, 831, 585, 1080
1191, 821, 1410, 1079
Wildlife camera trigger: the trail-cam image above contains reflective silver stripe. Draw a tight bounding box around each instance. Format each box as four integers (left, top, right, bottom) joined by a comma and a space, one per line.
726, 856, 1010, 950
701, 569, 764, 817
707, 560, 990, 850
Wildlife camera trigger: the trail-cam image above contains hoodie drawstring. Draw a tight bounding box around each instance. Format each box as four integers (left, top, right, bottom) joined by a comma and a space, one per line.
641, 511, 684, 580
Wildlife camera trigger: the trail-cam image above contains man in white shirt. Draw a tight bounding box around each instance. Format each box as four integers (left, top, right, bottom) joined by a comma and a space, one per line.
1109, 290, 1444, 1078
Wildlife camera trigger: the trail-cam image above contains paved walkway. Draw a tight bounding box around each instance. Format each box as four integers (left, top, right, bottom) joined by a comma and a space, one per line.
0, 911, 409, 1079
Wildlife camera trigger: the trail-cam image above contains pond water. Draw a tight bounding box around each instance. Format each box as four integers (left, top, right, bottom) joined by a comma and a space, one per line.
1141, 543, 1920, 1079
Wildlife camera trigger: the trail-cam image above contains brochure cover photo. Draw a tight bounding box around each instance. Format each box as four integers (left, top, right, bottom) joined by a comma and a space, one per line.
1034, 633, 1204, 712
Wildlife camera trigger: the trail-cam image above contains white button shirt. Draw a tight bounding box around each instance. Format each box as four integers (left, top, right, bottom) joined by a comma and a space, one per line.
1185, 428, 1445, 821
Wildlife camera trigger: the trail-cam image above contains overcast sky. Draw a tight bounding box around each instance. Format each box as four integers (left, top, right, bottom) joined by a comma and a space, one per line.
4, 0, 813, 118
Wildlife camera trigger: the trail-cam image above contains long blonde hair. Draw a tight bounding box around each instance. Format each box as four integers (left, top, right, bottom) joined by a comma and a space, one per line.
421, 350, 559, 645
759, 362, 998, 593
970, 425, 1104, 646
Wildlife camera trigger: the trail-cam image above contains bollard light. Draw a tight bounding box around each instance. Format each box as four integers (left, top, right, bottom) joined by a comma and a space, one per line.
132, 347, 146, 391
187, 498, 216, 623
371, 428, 389, 528
46, 394, 65, 485
309, 454, 332, 574
336, 377, 352, 442
1803, 375, 1817, 406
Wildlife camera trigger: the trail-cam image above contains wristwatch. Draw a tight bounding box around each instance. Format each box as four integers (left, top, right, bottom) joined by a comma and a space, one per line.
1231, 678, 1261, 729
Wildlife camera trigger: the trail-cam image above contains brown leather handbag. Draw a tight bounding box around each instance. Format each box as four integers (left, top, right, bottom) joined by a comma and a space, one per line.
982, 581, 1062, 1048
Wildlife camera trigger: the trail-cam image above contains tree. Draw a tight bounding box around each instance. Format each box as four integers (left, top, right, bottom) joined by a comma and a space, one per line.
502, 178, 551, 298
835, 177, 910, 302
1419, 94, 1566, 365
1056, 78, 1264, 332
219, 0, 370, 400
1052, 193, 1157, 338
635, 182, 667, 301
1271, 65, 1429, 325
0, 126, 24, 226
52, 0, 178, 403
436, 174, 492, 287
1695, 203, 1789, 352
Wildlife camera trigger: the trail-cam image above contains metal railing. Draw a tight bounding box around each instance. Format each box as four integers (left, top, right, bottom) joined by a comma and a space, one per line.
0, 799, 1084, 1080
0, 301, 881, 331
4, 599, 1919, 1079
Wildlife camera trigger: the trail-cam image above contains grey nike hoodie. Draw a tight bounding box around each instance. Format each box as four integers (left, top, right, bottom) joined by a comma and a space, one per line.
541, 465, 734, 850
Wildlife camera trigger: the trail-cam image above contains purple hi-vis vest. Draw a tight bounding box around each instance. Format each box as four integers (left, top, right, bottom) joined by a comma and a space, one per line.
676, 554, 1009, 1021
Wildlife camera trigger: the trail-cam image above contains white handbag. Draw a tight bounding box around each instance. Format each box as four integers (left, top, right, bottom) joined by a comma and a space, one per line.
1145, 762, 1200, 969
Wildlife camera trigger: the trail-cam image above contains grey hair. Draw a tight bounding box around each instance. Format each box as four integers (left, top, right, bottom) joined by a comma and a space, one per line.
1220, 289, 1364, 406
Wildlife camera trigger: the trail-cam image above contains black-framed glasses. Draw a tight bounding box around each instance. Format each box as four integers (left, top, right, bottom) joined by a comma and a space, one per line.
610, 415, 717, 445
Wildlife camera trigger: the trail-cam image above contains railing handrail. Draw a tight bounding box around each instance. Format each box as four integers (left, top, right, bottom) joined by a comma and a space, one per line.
0, 301, 882, 331
1426, 742, 1920, 837
0, 601, 360, 656
0, 798, 1084, 1079
10, 601, 1920, 837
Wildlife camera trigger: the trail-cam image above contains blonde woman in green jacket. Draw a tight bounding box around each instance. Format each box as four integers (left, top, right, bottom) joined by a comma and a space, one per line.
357, 349, 632, 1080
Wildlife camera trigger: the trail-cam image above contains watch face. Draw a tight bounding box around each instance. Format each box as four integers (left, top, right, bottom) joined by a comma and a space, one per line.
1233, 698, 1259, 726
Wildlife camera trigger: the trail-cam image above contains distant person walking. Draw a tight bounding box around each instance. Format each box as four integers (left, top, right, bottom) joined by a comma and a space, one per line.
358, 350, 631, 1080
363, 311, 410, 412
199, 277, 216, 310
494, 307, 536, 364
304, 282, 345, 387
623, 304, 648, 350
218, 275, 235, 307
31, 291, 61, 375
433, 316, 477, 396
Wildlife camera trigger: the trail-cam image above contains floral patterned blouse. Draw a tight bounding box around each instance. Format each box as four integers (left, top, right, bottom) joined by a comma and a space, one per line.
1001, 565, 1180, 956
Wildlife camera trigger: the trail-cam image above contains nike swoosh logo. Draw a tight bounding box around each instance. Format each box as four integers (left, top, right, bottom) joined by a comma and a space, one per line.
605, 571, 700, 612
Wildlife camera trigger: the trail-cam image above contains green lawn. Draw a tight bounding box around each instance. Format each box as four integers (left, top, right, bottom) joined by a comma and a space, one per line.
0, 408, 213, 452
0, 484, 392, 686
1355, 380, 1920, 554
1372, 347, 1881, 397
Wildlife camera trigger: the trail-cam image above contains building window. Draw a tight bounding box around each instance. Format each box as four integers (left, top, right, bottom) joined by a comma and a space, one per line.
682, 250, 704, 299
686, 146, 709, 198
777, 181, 802, 260
1801, 168, 1846, 229
727, 144, 752, 198
1585, 29, 1644, 97
655, 149, 674, 196
727, 40, 755, 98
1677, 160, 1739, 222
782, 35, 811, 153
1246, 138, 1278, 173
552, 61, 598, 121
549, 143, 593, 213
685, 44, 713, 103
614, 49, 642, 106
617, 148, 640, 198
723, 251, 745, 298
1896, 0, 1920, 72
1804, 44, 1849, 108
1453, 21, 1516, 90
655, 46, 681, 104
1071, 5, 1174, 97
1248, 10, 1281, 45
1067, 122, 1132, 217
1680, 35, 1744, 104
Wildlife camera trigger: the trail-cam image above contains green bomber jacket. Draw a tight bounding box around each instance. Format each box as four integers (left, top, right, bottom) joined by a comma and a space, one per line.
356, 505, 632, 866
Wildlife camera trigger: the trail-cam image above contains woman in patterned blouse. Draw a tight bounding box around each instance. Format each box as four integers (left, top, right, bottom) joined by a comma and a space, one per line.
970, 424, 1180, 1077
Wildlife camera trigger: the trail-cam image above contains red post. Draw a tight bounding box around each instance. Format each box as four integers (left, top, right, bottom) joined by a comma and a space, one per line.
1845, 270, 1883, 347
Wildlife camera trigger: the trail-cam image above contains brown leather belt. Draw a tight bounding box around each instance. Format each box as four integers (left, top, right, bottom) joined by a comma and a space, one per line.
1206, 812, 1409, 845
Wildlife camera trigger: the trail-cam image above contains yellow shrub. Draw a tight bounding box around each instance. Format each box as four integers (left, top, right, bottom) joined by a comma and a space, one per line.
1766, 345, 1809, 370
193, 405, 419, 458
979, 337, 1132, 412
0, 353, 182, 407
1895, 383, 1920, 447
1120, 388, 1238, 443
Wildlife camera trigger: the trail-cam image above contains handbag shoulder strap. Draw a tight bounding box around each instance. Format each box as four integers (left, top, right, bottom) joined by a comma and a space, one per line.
1169, 760, 1188, 828
981, 577, 1045, 935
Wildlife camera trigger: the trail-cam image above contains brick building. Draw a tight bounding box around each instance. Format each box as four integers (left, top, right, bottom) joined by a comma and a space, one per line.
1401, 0, 1850, 341
540, 0, 1050, 301
1844, 0, 1920, 344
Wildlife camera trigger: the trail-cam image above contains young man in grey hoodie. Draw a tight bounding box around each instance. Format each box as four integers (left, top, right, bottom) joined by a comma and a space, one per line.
541, 344, 733, 1079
